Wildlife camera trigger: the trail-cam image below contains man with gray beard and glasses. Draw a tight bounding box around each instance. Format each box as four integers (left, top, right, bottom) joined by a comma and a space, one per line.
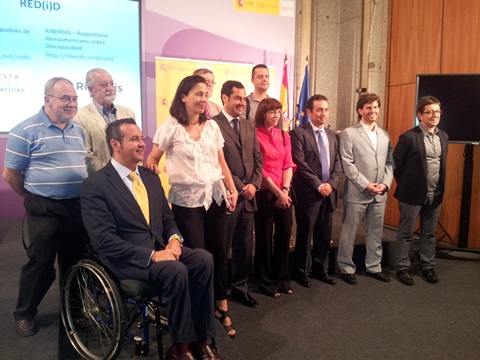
75, 68, 136, 175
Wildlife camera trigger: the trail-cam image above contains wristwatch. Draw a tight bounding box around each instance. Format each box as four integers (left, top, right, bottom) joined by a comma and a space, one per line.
169, 234, 184, 246
281, 186, 291, 193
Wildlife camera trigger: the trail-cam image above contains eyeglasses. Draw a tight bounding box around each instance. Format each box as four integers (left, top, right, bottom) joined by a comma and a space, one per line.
422, 110, 442, 116
46, 95, 78, 103
204, 79, 216, 86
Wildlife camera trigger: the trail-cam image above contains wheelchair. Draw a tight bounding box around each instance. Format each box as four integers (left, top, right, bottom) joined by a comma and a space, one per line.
60, 259, 165, 360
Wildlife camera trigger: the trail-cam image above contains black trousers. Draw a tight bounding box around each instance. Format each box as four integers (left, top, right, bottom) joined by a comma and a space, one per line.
294, 198, 333, 275
254, 190, 293, 294
14, 193, 89, 321
225, 198, 255, 294
172, 201, 228, 301
147, 247, 215, 343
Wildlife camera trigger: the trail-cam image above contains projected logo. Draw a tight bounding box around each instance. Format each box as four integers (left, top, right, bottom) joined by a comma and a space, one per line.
0, 73, 25, 92
75, 82, 124, 92
20, 1, 61, 12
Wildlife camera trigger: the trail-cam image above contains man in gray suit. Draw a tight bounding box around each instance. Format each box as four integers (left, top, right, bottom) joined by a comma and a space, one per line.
75, 68, 135, 175
337, 93, 394, 285
212, 81, 263, 308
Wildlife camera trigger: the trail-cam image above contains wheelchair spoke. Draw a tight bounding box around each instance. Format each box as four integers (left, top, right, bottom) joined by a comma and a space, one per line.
61, 260, 125, 360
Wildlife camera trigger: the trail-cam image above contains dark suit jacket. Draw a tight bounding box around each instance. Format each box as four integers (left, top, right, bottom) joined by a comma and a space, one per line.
393, 126, 448, 205
80, 161, 179, 280
290, 123, 343, 208
213, 112, 263, 212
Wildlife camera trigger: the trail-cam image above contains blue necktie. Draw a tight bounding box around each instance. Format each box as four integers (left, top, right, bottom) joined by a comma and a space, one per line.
316, 129, 330, 182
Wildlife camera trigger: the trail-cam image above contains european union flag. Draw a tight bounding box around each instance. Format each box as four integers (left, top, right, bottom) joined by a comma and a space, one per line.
296, 63, 310, 127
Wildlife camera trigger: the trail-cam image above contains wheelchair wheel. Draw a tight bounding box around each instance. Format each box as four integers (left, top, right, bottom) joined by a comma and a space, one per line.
61, 259, 126, 360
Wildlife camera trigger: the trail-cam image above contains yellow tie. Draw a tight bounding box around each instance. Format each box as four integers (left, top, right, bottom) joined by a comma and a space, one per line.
129, 171, 150, 225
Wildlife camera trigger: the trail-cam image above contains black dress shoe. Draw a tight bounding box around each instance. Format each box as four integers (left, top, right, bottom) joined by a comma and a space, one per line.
165, 345, 195, 360
165, 343, 195, 360
366, 271, 390, 282
231, 291, 259, 308
15, 319, 37, 337
192, 343, 224, 360
342, 273, 357, 285
298, 273, 311, 288
422, 268, 438, 284
396, 269, 414, 286
315, 272, 337, 285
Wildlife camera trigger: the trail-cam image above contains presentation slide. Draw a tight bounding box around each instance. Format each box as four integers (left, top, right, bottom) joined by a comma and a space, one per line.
0, 0, 141, 133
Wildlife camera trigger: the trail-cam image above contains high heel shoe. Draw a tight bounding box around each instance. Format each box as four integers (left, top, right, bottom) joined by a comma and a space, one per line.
270, 290, 281, 298
215, 306, 236, 338
278, 282, 293, 295
263, 289, 280, 298
279, 287, 293, 295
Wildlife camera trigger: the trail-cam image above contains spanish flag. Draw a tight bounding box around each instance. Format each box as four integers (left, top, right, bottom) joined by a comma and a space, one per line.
279, 55, 290, 130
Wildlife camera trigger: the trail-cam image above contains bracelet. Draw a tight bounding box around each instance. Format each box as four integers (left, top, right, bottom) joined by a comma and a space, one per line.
281, 186, 290, 193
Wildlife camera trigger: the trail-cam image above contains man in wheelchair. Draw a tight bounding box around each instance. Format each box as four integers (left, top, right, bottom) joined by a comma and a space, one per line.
80, 118, 223, 360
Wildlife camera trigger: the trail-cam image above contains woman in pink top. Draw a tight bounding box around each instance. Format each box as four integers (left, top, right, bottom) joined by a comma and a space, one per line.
254, 98, 297, 297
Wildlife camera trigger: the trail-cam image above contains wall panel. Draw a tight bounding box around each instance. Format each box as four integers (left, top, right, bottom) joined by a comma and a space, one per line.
388, 0, 442, 86
438, 144, 464, 243
441, 0, 480, 248
442, 0, 480, 74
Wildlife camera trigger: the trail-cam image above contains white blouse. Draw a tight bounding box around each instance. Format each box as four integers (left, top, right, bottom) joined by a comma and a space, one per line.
153, 117, 225, 210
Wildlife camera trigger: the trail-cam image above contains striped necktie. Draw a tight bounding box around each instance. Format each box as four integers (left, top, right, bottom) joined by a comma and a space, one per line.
128, 172, 150, 225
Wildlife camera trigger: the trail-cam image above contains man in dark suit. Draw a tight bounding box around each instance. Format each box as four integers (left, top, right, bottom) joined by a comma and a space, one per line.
394, 96, 448, 285
212, 81, 263, 308
290, 95, 343, 288
80, 118, 223, 360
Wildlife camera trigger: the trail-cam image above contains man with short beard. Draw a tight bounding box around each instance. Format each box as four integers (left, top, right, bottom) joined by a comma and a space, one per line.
212, 81, 263, 309
3, 77, 89, 337
337, 93, 394, 285
76, 68, 135, 175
